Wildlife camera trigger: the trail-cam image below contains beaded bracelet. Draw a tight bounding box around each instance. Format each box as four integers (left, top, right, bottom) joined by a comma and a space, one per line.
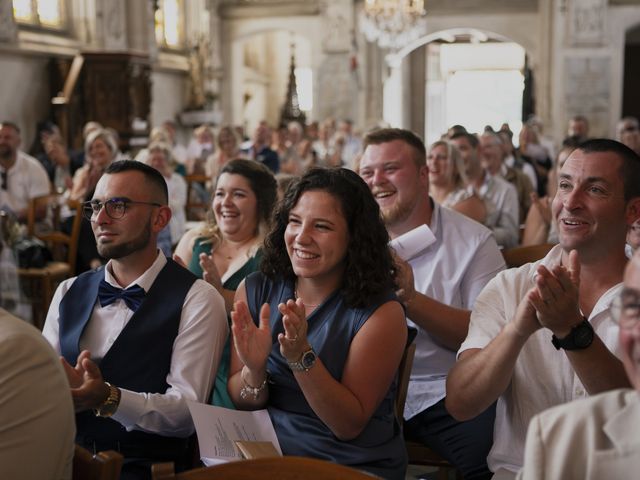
240, 369, 268, 400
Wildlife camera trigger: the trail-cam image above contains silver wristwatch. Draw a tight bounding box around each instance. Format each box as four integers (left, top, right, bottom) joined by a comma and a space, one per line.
287, 347, 317, 372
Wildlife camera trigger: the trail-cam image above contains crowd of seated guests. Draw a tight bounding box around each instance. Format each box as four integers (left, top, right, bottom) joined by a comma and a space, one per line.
4, 112, 640, 480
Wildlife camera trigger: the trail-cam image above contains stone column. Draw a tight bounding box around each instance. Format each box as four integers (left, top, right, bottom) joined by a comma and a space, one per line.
95, 0, 128, 50
561, 0, 611, 137
208, 0, 223, 109
408, 45, 426, 137
0, 0, 18, 44
363, 39, 384, 128
536, 0, 554, 134
316, 0, 356, 121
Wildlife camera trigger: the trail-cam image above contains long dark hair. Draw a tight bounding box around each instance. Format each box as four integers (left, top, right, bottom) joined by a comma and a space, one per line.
262, 167, 397, 308
197, 158, 277, 246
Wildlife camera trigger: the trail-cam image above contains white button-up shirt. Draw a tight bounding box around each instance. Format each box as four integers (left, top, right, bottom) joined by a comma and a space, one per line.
478, 172, 520, 248
404, 201, 505, 419
459, 245, 622, 475
43, 252, 228, 437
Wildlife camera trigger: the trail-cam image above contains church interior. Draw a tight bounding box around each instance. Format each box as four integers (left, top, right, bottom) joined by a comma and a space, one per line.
2, 1, 640, 480
1, 0, 639, 151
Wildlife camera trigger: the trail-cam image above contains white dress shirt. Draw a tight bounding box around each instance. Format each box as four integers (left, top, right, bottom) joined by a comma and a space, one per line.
43, 252, 228, 437
459, 245, 622, 475
478, 172, 520, 248
0, 151, 50, 215
403, 201, 505, 419
505, 154, 538, 193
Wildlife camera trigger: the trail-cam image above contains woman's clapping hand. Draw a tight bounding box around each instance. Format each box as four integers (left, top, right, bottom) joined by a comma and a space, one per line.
277, 298, 310, 362
231, 301, 272, 372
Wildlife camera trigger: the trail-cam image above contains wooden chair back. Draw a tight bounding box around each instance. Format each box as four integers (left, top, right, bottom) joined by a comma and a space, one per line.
152, 456, 377, 479
395, 341, 416, 421
396, 334, 461, 479
72, 444, 123, 480
26, 194, 83, 271
502, 243, 555, 269
184, 174, 210, 221
18, 194, 83, 328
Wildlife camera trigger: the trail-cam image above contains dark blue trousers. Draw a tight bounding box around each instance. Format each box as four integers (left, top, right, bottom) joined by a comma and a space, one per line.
405, 398, 496, 480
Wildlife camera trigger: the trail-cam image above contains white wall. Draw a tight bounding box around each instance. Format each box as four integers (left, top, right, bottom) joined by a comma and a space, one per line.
150, 70, 188, 129
0, 53, 52, 149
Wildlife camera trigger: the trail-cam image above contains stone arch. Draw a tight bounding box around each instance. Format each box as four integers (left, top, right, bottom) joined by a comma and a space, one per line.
382, 26, 533, 142
220, 16, 325, 125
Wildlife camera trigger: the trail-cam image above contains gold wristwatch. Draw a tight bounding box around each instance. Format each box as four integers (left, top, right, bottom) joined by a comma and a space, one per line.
94, 382, 121, 417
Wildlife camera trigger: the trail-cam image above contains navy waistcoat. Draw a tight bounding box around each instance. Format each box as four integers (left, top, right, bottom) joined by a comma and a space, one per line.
59, 258, 197, 461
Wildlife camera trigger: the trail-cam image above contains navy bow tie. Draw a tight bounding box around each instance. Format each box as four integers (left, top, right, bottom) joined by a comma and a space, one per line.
98, 280, 146, 312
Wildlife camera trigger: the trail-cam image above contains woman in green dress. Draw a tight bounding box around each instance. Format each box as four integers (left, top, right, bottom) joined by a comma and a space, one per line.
174, 158, 277, 407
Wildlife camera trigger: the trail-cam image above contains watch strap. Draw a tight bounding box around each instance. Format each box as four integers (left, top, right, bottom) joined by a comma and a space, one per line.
287, 348, 316, 372
94, 382, 121, 417
551, 318, 594, 351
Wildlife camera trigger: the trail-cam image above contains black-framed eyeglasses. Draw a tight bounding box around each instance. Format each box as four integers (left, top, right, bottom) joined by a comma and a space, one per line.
82, 197, 162, 221
1, 170, 7, 190
610, 290, 640, 330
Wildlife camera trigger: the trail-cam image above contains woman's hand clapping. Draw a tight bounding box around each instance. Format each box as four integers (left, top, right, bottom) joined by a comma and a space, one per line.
199, 252, 223, 291
277, 298, 310, 362
231, 301, 272, 373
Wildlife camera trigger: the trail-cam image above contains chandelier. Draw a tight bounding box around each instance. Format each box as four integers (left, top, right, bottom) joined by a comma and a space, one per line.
360, 0, 427, 50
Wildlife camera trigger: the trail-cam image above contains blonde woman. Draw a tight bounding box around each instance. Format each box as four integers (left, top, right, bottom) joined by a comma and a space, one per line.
68, 128, 117, 202
427, 140, 487, 223
206, 125, 243, 180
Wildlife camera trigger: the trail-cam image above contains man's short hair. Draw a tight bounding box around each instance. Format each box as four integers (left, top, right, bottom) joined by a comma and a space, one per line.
617, 116, 640, 135
362, 128, 426, 168
577, 138, 640, 201
104, 160, 169, 204
449, 131, 479, 149
480, 131, 503, 146
561, 135, 583, 149
447, 124, 468, 137
571, 114, 589, 125
0, 121, 20, 134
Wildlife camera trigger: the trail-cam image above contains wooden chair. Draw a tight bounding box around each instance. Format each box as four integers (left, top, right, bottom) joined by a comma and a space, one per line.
17, 194, 83, 329
395, 341, 416, 421
396, 337, 461, 480
73, 444, 123, 480
152, 456, 377, 480
184, 174, 211, 221
502, 243, 555, 269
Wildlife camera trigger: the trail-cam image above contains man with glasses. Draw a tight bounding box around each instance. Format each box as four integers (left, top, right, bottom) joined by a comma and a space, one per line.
0, 122, 50, 221
42, 160, 228, 476
447, 139, 640, 479
518, 249, 640, 479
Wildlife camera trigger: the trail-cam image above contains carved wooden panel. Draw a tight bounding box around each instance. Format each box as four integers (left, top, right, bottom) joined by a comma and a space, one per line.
81, 52, 151, 150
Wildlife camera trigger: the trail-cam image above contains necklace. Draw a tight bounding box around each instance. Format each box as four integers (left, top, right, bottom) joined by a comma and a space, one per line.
218, 238, 254, 260
294, 289, 320, 309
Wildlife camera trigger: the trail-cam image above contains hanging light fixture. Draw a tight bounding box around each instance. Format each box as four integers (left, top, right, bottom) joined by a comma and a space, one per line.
360, 0, 427, 50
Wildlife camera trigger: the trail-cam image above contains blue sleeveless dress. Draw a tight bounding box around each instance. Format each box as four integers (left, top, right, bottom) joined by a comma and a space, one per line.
245, 271, 408, 480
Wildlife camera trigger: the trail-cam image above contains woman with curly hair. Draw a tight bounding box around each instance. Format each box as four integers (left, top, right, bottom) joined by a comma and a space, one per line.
227, 167, 408, 479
